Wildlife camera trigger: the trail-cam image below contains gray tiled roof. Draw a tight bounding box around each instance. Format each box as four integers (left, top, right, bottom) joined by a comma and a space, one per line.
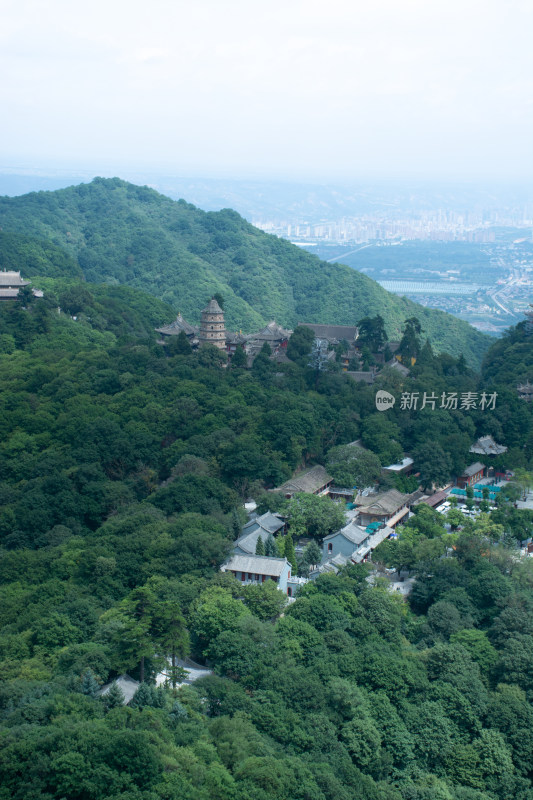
310, 554, 349, 576
235, 528, 267, 554
276, 465, 332, 495
236, 512, 285, 555
298, 323, 358, 342
346, 371, 375, 384
0, 271, 29, 287
251, 321, 292, 341
242, 512, 285, 535
462, 462, 486, 477
226, 331, 248, 344
351, 546, 371, 563
222, 554, 289, 577
386, 359, 410, 376
324, 521, 369, 546
330, 553, 351, 567
357, 489, 410, 516
98, 674, 139, 704
470, 436, 507, 455
202, 298, 223, 314
156, 313, 198, 336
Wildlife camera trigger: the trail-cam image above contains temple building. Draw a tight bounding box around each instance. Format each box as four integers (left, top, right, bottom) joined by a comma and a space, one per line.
251, 321, 292, 348
244, 320, 292, 361
298, 322, 359, 345
155, 313, 198, 340
0, 270, 31, 301
469, 435, 507, 456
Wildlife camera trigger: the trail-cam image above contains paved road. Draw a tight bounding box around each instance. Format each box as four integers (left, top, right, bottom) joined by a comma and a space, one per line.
327, 244, 373, 263
516, 490, 533, 511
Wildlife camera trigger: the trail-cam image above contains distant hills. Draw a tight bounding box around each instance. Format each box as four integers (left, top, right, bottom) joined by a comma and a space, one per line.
0, 177, 490, 366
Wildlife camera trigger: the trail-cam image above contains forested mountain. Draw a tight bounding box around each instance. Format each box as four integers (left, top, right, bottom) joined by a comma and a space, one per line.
482, 320, 533, 387
1, 286, 533, 800
0, 177, 490, 366
0, 231, 83, 280
1, 183, 532, 800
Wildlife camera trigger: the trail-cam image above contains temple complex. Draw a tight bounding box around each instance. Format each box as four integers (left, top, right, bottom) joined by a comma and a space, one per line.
156, 299, 292, 360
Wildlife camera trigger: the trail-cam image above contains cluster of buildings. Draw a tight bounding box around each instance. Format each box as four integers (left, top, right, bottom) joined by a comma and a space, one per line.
156, 298, 292, 362
253, 211, 515, 245
219, 430, 514, 598
157, 301, 410, 384
220, 463, 424, 597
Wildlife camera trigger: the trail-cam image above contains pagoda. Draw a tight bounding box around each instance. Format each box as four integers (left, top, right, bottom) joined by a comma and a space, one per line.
198, 298, 226, 350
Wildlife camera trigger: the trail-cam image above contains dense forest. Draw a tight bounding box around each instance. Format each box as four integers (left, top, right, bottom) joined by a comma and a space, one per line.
0, 178, 490, 367
0, 278, 532, 799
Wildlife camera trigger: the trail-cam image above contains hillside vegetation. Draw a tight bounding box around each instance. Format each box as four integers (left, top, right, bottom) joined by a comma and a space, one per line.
0, 290, 532, 800
0, 177, 490, 366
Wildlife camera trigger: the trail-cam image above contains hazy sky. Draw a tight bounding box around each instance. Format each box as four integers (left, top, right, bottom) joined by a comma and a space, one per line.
2, 0, 532, 181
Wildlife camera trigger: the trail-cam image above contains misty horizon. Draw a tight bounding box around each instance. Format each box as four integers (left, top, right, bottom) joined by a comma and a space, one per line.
2, 0, 532, 185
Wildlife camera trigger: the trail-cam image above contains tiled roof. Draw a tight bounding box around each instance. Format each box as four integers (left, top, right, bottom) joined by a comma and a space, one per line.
98, 674, 139, 704
324, 521, 369, 546
310, 554, 350, 576
226, 331, 248, 344
242, 512, 285, 535
351, 546, 371, 563
236, 513, 285, 555
387, 359, 410, 376
367, 526, 393, 549
383, 457, 414, 472
0, 271, 29, 287
221, 554, 289, 577
276, 465, 332, 495
298, 323, 358, 342
417, 490, 449, 508
202, 298, 223, 314
234, 528, 267, 554
462, 462, 486, 477
357, 489, 410, 516
156, 313, 198, 336
469, 436, 507, 455
346, 371, 375, 384
249, 321, 292, 341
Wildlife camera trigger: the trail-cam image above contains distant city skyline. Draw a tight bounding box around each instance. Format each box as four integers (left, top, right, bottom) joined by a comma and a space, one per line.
2, 0, 532, 182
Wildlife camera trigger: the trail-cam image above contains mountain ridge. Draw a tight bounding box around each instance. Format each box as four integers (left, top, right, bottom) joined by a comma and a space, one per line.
0, 177, 491, 366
